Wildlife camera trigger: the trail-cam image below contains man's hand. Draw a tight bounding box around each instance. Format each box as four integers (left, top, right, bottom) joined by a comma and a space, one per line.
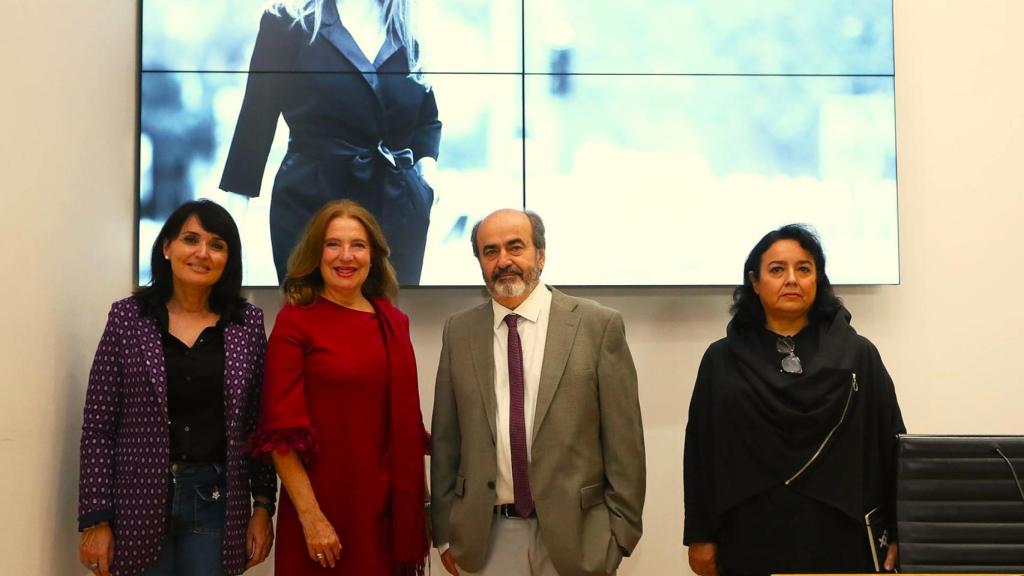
440, 549, 460, 575
687, 542, 717, 576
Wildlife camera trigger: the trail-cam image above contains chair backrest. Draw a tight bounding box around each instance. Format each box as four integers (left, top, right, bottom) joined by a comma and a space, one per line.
897, 434, 1024, 573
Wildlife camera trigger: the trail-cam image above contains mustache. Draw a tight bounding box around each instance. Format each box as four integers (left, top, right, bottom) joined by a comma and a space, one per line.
491, 265, 524, 282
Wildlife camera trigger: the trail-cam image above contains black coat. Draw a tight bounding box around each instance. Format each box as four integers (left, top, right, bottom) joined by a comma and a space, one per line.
683, 307, 905, 571
220, 3, 442, 284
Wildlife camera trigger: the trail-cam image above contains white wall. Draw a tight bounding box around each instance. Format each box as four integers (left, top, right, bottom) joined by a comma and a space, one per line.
2, 1, 1022, 574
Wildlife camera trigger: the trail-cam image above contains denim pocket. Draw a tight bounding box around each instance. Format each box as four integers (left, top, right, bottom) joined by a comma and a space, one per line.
192, 481, 227, 535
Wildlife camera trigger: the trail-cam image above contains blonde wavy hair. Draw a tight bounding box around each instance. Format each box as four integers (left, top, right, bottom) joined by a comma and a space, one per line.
283, 200, 399, 306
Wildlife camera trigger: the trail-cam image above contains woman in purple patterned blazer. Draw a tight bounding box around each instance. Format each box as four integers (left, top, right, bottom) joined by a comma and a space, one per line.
78, 200, 277, 576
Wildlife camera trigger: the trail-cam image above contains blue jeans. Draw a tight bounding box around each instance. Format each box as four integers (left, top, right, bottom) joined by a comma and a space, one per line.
139, 462, 227, 576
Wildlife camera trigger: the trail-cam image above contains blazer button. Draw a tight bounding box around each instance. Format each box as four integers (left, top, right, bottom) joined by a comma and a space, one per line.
487, 480, 495, 490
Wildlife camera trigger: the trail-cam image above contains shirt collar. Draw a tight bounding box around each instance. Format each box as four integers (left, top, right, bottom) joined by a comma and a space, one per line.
492, 284, 551, 330
150, 302, 227, 334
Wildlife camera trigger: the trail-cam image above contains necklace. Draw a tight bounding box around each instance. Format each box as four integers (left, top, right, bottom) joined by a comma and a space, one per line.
776, 336, 803, 374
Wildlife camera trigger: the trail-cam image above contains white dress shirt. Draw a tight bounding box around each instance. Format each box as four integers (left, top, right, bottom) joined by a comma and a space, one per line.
491, 284, 551, 505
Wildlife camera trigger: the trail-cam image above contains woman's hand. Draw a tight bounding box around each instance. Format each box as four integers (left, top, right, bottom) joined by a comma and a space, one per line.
299, 508, 342, 568
245, 508, 274, 568
79, 523, 114, 576
884, 542, 899, 571
415, 157, 439, 205
687, 542, 718, 576
272, 449, 339, 567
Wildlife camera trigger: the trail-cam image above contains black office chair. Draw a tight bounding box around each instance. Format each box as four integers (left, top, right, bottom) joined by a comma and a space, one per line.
897, 434, 1024, 572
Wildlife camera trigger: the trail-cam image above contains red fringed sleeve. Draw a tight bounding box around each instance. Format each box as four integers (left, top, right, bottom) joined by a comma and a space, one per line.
249, 304, 320, 463
247, 427, 321, 464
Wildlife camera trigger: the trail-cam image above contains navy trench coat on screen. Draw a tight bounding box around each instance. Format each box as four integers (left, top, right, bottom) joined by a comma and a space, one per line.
220, 2, 442, 284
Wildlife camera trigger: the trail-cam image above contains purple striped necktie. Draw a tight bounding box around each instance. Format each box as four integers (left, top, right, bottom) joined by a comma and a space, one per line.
504, 314, 535, 517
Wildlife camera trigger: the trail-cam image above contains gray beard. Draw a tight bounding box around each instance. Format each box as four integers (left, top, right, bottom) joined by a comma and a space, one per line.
493, 277, 527, 299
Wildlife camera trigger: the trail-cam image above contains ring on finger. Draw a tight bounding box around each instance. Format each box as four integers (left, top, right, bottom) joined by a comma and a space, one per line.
316, 552, 325, 560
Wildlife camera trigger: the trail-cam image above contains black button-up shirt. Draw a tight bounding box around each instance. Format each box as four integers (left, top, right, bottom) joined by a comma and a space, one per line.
156, 307, 227, 464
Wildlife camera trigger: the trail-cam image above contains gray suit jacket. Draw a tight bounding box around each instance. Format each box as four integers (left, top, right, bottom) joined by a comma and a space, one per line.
431, 287, 645, 576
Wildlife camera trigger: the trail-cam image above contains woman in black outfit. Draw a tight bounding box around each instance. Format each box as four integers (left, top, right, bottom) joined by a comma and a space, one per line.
683, 224, 905, 576
220, 0, 441, 285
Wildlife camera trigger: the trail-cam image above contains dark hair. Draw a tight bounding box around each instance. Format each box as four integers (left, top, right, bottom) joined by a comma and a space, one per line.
282, 200, 399, 305
470, 210, 546, 258
730, 223, 842, 328
134, 200, 246, 323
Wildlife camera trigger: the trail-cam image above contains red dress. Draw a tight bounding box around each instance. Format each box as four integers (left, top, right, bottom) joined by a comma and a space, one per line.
255, 297, 426, 575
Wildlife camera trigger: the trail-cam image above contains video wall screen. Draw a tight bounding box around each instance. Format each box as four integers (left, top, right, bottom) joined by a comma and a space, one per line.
138, 0, 897, 286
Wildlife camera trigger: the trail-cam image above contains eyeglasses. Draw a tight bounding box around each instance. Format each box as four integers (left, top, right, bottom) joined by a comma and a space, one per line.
776, 336, 803, 374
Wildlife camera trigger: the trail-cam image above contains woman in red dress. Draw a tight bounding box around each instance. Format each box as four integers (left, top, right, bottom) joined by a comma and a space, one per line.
250, 200, 428, 575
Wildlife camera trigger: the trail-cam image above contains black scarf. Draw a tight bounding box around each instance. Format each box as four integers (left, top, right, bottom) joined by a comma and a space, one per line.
704, 305, 896, 525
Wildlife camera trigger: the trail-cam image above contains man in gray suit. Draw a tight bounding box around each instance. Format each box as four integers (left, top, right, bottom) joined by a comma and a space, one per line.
431, 209, 646, 576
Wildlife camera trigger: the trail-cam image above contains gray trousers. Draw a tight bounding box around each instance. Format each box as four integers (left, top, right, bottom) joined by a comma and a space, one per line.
458, 514, 560, 576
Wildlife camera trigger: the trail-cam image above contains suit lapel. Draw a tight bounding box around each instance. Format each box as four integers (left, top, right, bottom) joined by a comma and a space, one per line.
373, 34, 400, 69
319, 1, 387, 102
533, 289, 581, 439
469, 303, 498, 443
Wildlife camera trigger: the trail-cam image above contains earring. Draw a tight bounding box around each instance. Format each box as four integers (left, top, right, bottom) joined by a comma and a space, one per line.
164, 254, 170, 260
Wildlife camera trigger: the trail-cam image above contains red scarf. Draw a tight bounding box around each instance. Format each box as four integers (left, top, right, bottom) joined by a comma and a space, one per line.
371, 298, 429, 574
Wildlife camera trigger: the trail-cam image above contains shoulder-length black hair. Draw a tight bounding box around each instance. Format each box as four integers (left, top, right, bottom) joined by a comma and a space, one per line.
134, 200, 246, 323
730, 224, 842, 329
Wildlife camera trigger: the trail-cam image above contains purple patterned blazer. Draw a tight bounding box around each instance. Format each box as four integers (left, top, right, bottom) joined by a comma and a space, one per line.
78, 297, 277, 575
